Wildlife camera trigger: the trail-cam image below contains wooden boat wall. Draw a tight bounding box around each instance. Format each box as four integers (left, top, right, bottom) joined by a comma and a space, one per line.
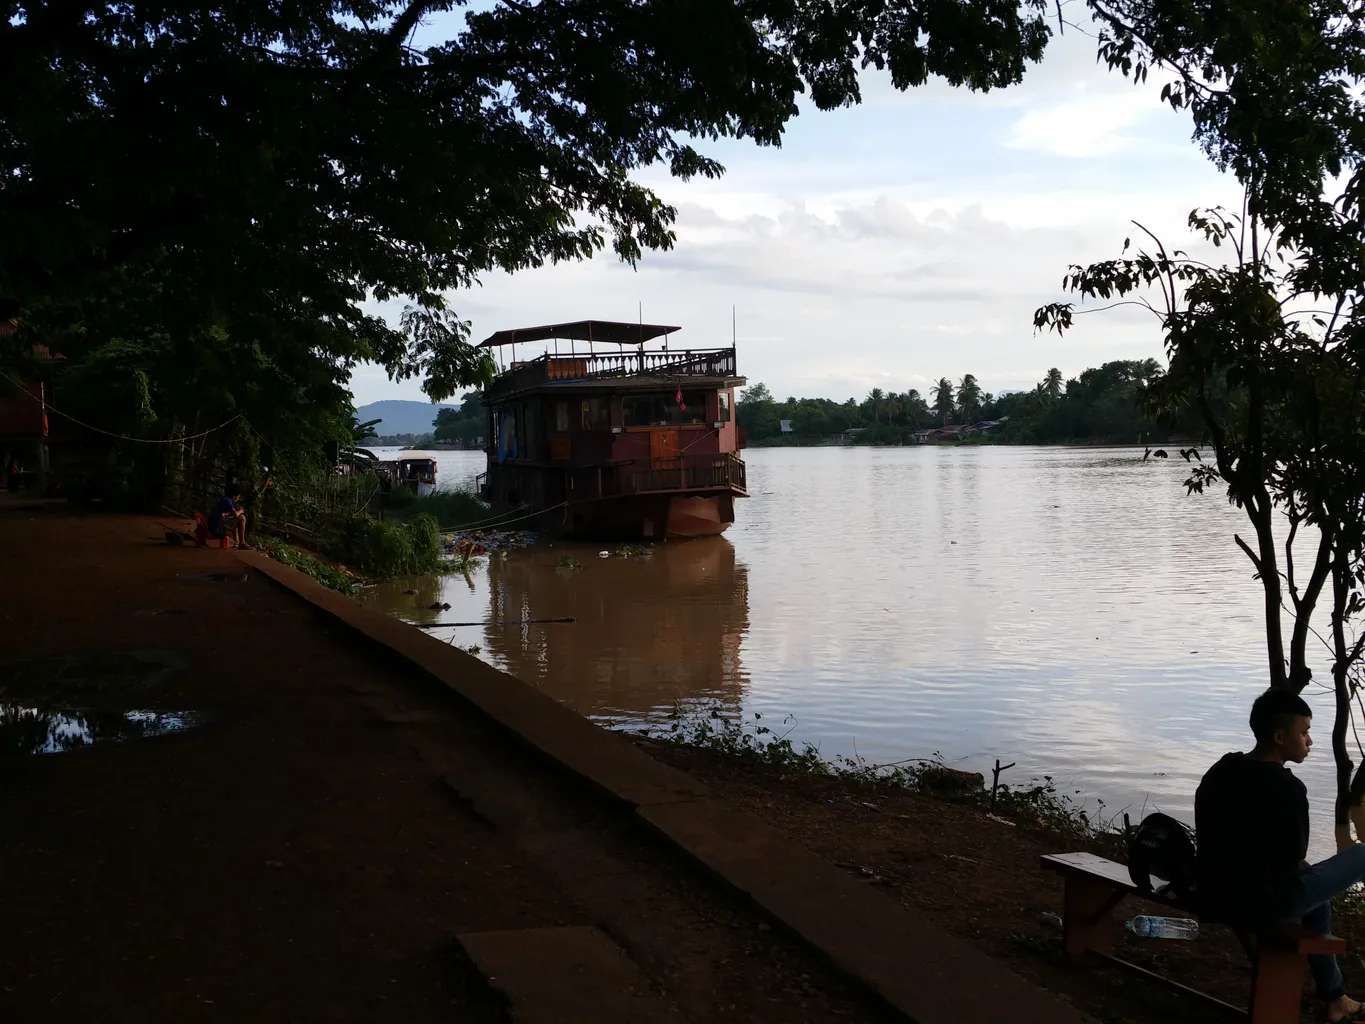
475, 321, 747, 539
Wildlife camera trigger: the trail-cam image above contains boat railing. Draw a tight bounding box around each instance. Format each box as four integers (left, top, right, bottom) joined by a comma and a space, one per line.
486, 348, 737, 399
617, 452, 747, 496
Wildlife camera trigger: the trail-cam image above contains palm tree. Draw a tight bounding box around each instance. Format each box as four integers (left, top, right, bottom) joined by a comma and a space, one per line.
866, 387, 885, 424
343, 416, 382, 468
931, 377, 955, 426
905, 388, 928, 427
957, 374, 983, 424
883, 392, 900, 425
1043, 367, 1064, 400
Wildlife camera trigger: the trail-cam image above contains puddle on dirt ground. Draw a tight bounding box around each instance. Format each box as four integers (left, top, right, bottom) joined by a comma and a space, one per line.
0, 706, 204, 755
0, 652, 200, 758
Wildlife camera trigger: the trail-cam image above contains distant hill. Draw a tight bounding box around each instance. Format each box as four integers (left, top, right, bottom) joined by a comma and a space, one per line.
355, 400, 458, 435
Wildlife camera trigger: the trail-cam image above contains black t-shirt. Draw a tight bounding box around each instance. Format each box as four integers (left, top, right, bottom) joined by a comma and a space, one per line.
1194, 752, 1308, 927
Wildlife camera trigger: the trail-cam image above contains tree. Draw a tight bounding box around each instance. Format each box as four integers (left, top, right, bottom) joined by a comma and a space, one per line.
931, 377, 955, 425
431, 391, 484, 446
865, 388, 886, 424
1054, 0, 1365, 846
740, 383, 774, 406
736, 381, 780, 440
1042, 367, 1064, 400
902, 389, 928, 427
1037, 207, 1365, 846
0, 0, 1053, 389
341, 416, 381, 466
957, 374, 983, 423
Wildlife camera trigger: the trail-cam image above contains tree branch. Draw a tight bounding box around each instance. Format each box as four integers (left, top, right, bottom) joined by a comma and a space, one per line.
1289, 524, 1334, 688
1235, 532, 1263, 576
1285, 514, 1300, 605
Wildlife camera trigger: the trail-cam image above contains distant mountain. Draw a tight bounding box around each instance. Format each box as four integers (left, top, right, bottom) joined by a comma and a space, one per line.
355, 400, 458, 435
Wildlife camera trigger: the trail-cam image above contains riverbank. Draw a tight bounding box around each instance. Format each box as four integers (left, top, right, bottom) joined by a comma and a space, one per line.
636, 732, 1365, 1023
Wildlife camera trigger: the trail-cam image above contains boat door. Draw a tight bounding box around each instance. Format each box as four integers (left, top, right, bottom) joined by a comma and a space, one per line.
649, 429, 680, 466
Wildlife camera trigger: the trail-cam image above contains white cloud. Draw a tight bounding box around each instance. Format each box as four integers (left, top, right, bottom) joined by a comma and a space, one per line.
1006, 87, 1164, 158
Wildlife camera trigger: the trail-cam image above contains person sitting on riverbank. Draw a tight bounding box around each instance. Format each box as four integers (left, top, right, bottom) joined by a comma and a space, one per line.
208, 492, 248, 549
1196, 688, 1365, 1023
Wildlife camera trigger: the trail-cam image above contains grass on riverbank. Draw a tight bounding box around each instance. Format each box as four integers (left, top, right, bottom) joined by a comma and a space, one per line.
254, 535, 359, 594
646, 704, 1119, 844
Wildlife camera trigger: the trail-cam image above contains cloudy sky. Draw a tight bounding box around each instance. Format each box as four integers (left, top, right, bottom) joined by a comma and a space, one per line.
349, 11, 1242, 407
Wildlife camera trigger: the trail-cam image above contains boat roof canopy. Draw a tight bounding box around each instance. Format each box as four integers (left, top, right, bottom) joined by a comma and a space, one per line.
478, 320, 681, 348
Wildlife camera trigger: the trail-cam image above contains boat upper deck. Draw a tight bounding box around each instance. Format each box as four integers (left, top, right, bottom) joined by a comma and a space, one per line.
485, 347, 741, 403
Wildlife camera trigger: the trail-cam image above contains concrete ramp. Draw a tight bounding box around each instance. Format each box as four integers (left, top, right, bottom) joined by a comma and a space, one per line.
457, 925, 691, 1023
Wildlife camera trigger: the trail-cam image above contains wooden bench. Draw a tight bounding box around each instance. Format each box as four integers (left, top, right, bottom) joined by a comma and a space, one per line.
1042, 852, 1346, 1023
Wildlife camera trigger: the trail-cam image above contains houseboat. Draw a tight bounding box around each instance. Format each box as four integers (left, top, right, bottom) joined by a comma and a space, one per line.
476, 320, 747, 539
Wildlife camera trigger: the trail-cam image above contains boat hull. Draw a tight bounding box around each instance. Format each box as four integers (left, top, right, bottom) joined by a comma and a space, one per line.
664, 496, 731, 538
542, 493, 736, 540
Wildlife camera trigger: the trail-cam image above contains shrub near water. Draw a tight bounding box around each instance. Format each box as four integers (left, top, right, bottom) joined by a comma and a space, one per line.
383, 488, 491, 530
340, 512, 444, 577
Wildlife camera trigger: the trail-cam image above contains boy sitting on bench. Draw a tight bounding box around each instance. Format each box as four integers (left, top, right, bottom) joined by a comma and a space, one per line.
1197, 688, 1365, 1022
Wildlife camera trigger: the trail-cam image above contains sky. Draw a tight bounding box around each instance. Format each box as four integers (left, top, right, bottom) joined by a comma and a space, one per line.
348, 10, 1243, 407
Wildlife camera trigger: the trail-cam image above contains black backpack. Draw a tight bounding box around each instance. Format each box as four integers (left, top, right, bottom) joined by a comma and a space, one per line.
1127, 812, 1197, 899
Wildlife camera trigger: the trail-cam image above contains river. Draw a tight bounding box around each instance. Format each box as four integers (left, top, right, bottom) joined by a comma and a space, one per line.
359, 444, 1343, 850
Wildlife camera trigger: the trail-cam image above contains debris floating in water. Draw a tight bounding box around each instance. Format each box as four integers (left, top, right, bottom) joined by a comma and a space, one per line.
441, 529, 535, 555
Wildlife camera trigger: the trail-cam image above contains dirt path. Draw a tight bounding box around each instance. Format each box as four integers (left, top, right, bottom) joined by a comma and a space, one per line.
0, 513, 891, 1023
639, 738, 1365, 1024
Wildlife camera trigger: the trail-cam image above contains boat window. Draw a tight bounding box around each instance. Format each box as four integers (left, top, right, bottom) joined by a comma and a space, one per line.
624, 395, 666, 426
555, 401, 570, 433
580, 397, 609, 430
623, 393, 709, 426
678, 392, 708, 424
718, 391, 732, 423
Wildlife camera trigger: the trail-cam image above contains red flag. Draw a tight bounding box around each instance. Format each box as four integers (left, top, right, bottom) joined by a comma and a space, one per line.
675, 387, 685, 411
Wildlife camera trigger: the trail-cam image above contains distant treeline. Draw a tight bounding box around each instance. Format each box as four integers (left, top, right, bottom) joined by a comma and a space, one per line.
739, 359, 1187, 445
373, 432, 435, 446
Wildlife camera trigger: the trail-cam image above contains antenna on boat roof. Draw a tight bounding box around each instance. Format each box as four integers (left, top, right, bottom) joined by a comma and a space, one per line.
732, 304, 736, 347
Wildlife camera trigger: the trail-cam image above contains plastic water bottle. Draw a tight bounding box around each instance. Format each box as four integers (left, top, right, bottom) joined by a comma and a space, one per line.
1126, 916, 1199, 940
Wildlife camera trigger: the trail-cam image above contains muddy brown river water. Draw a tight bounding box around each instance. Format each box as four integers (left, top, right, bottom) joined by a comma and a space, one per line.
361, 445, 1343, 854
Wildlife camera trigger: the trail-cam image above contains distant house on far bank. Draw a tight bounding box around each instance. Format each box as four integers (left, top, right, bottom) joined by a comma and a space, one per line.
779, 419, 793, 435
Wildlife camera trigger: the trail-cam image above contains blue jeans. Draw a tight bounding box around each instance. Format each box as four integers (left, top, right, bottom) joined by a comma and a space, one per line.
1284, 843, 1365, 1003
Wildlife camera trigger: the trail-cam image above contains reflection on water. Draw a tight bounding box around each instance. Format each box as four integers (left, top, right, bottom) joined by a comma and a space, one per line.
362, 446, 1345, 855
0, 706, 203, 756
365, 540, 749, 718
484, 540, 748, 718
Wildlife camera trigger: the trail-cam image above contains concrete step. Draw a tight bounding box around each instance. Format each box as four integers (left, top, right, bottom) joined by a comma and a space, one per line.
457, 925, 691, 1023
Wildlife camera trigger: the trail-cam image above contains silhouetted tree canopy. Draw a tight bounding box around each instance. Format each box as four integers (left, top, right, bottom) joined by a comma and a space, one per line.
0, 0, 1051, 395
